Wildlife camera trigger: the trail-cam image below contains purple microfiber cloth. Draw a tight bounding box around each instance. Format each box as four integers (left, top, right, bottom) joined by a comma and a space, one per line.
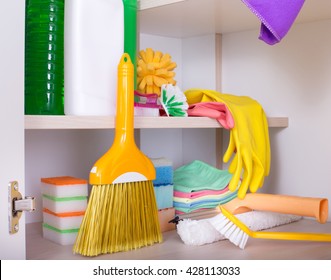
242, 0, 305, 45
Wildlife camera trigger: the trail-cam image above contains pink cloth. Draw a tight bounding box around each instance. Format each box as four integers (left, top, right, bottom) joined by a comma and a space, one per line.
174, 187, 229, 199
187, 102, 234, 129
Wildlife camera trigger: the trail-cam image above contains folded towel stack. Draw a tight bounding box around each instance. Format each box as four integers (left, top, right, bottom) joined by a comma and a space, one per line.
41, 176, 88, 245
173, 160, 239, 214
151, 158, 176, 232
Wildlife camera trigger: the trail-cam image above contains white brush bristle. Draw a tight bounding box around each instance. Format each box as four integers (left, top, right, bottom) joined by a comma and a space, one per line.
209, 213, 249, 249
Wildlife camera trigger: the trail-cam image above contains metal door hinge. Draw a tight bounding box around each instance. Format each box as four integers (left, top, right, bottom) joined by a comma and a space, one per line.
8, 181, 36, 234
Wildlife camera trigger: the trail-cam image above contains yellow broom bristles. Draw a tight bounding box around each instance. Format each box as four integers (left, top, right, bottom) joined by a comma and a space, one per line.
73, 181, 162, 256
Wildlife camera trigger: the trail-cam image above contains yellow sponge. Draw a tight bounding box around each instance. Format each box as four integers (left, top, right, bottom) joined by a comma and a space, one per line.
137, 48, 177, 95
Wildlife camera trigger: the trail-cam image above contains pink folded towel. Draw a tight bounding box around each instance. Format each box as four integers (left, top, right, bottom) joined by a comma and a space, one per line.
187, 102, 234, 129
242, 0, 305, 45
174, 187, 229, 199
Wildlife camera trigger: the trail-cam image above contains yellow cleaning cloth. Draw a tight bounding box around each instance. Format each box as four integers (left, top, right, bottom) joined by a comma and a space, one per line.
185, 89, 270, 199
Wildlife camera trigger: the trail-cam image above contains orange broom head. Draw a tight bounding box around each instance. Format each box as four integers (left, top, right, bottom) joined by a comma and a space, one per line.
89, 54, 155, 185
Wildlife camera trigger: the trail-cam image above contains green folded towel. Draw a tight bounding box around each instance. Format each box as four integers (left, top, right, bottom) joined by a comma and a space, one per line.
174, 160, 233, 192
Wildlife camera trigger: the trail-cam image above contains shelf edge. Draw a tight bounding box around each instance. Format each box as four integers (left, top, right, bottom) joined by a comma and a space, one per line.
25, 116, 288, 130
138, 0, 185, 10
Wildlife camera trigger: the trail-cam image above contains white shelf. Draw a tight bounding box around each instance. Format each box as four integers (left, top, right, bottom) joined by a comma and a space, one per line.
139, 0, 331, 38
26, 219, 331, 260
25, 116, 288, 129
139, 0, 185, 10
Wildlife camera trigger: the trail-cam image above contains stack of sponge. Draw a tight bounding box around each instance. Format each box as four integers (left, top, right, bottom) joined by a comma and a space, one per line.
152, 157, 174, 209
151, 158, 175, 232
41, 176, 88, 245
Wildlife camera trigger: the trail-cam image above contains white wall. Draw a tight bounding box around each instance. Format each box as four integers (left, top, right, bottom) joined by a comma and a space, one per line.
222, 20, 331, 215
182, 35, 217, 89
140, 34, 218, 168
25, 130, 114, 223
181, 35, 218, 167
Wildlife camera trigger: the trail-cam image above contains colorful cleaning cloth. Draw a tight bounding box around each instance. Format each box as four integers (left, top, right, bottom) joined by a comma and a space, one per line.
185, 89, 270, 199
174, 160, 233, 193
241, 0, 305, 45
174, 192, 238, 214
173, 160, 240, 213
174, 188, 230, 199
187, 102, 234, 129
174, 191, 235, 204
173, 187, 239, 213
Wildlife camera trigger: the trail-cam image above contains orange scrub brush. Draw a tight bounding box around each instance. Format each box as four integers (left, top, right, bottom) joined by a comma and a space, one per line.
73, 54, 162, 256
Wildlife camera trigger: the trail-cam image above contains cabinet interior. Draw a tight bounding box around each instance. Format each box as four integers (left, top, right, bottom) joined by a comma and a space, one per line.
22, 0, 331, 259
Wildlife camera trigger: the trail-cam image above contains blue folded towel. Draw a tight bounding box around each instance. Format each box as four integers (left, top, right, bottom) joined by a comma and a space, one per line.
174, 191, 238, 213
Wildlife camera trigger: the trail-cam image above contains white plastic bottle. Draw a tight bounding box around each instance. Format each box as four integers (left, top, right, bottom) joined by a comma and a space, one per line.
64, 0, 124, 115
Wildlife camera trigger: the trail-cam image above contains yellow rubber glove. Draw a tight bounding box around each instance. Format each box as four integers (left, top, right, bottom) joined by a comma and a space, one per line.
185, 89, 270, 199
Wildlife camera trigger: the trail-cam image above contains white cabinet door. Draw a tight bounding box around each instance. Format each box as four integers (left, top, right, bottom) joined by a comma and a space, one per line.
0, 0, 26, 259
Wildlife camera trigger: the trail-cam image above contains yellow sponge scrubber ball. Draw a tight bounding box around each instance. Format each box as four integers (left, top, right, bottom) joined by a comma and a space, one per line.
137, 48, 177, 95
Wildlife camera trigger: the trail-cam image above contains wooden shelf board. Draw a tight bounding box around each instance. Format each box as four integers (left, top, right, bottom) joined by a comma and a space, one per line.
25, 116, 288, 130
139, 0, 331, 38
139, 0, 185, 11
26, 219, 331, 260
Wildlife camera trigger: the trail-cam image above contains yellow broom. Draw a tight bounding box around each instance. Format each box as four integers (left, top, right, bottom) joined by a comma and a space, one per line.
73, 54, 162, 256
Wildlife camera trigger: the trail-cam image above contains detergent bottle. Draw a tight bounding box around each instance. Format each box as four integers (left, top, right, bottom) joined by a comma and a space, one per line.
64, 0, 136, 115
25, 0, 65, 115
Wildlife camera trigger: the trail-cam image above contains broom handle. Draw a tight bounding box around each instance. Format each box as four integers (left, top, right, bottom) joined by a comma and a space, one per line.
114, 53, 135, 146
223, 193, 328, 223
